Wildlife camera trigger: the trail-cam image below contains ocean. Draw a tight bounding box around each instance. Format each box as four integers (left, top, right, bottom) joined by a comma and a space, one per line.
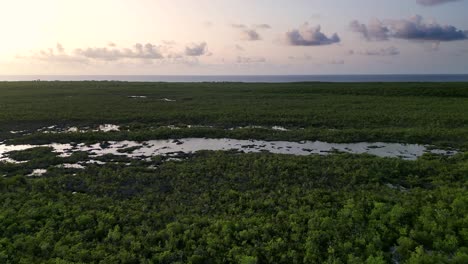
1, 75, 468, 83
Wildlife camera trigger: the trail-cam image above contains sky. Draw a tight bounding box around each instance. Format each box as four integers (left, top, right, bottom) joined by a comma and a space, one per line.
0, 0, 467, 75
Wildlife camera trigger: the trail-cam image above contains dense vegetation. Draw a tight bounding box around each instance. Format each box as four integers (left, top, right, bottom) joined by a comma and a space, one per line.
0, 81, 467, 149
1, 150, 467, 263
1, 82, 467, 263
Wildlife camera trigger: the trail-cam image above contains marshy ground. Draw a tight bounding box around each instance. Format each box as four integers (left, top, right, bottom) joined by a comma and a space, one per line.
0, 81, 467, 263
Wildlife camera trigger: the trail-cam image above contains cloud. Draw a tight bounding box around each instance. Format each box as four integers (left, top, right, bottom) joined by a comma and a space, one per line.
56, 43, 65, 53
19, 43, 88, 64
350, 19, 389, 41
241, 29, 261, 41
23, 42, 211, 64
390, 15, 467, 41
235, 45, 245, 51
288, 54, 313, 61
162, 40, 177, 46
416, 0, 462, 6
350, 15, 468, 42
254, 24, 271, 29
184, 42, 209, 56
75, 43, 164, 61
329, 59, 345, 65
232, 23, 271, 30
231, 24, 247, 29
236, 56, 266, 63
351, 46, 400, 56
232, 23, 270, 41
284, 23, 340, 46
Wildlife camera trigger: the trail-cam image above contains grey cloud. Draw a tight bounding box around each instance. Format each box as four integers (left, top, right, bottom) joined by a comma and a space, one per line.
390, 15, 467, 41
231, 24, 247, 29
32, 54, 88, 64
24, 42, 198, 64
350, 19, 389, 41
232, 23, 270, 41
355, 47, 400, 56
166, 53, 184, 59
232, 23, 271, 29
417, 0, 462, 6
350, 20, 368, 37
241, 29, 261, 41
288, 54, 313, 61
285, 23, 340, 46
236, 56, 266, 63
254, 24, 271, 29
56, 43, 65, 53
75, 43, 164, 61
235, 45, 245, 51
162, 40, 176, 46
184, 42, 208, 56
329, 59, 345, 65
22, 44, 88, 64
351, 15, 468, 42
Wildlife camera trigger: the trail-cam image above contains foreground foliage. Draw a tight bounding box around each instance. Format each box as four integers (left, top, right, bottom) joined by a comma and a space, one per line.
1, 151, 467, 263
1, 82, 467, 263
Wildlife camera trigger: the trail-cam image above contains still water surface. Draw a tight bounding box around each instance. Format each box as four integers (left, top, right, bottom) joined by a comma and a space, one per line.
0, 138, 456, 162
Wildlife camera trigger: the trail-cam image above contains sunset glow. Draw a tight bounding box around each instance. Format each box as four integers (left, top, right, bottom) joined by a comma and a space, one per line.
1, 0, 467, 74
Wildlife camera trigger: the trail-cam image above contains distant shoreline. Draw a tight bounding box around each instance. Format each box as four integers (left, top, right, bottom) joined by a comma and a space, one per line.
1, 74, 468, 83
